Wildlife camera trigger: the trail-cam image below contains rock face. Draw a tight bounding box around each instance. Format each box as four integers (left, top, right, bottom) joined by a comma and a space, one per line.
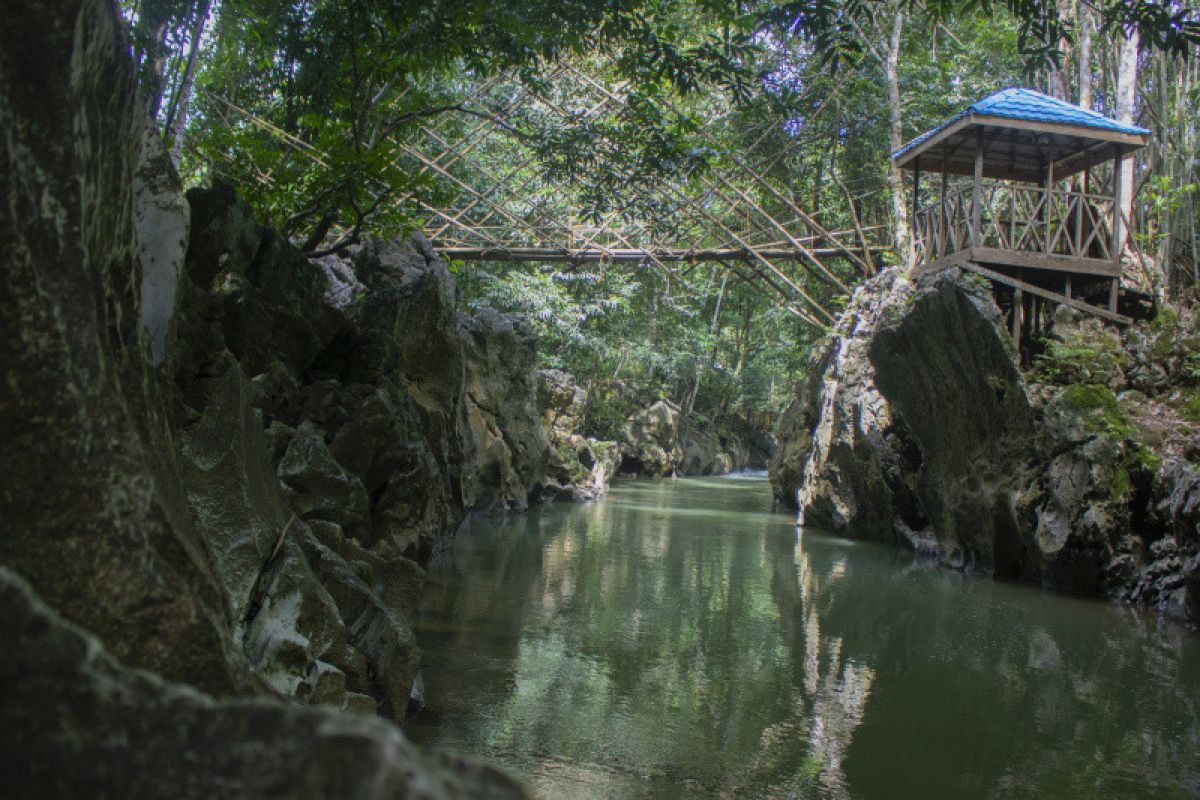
0, 0, 545, 791
619, 399, 772, 477
537, 369, 620, 500
2, 0, 252, 698
770, 268, 1199, 625
0, 566, 528, 799
461, 310, 551, 512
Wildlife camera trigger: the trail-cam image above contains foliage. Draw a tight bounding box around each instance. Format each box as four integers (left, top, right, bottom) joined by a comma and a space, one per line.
1033, 324, 1127, 387
1183, 394, 1200, 424
117, 0, 1200, 429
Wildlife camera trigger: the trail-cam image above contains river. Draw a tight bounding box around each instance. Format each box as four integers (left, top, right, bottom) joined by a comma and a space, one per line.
409, 475, 1200, 798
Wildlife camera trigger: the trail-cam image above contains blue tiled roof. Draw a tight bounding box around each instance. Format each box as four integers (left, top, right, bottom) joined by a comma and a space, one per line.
892, 88, 1149, 160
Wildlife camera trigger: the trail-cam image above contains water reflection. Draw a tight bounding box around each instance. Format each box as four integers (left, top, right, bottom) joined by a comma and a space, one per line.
410, 478, 1200, 799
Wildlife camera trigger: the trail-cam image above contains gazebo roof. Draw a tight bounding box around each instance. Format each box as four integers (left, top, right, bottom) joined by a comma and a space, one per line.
892, 88, 1149, 182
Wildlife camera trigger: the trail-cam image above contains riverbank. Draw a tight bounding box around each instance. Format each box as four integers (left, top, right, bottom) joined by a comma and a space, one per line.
770, 268, 1200, 627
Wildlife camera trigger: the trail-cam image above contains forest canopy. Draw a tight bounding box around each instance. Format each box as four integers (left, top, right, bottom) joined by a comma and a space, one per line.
122, 0, 1200, 427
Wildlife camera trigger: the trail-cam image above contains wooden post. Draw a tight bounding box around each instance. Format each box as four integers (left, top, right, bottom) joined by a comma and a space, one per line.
1111, 145, 1124, 266
940, 151, 948, 257
912, 158, 921, 257
1109, 278, 1119, 313
1073, 171, 1084, 256
971, 128, 984, 248
1044, 137, 1055, 253
1064, 274, 1072, 300
1011, 286, 1023, 347
1022, 291, 1033, 344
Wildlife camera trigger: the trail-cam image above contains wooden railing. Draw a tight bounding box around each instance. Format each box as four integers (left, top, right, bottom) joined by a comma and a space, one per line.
913, 181, 1117, 266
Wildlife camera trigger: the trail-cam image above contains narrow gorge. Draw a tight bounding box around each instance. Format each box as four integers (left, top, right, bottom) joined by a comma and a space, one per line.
4, 0, 1200, 798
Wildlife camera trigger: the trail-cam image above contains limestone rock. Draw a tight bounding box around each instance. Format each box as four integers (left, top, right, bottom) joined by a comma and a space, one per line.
619, 398, 761, 478
782, 270, 925, 544
536, 369, 620, 500
621, 400, 686, 476
870, 269, 1036, 574
460, 309, 551, 512
769, 338, 836, 508
0, 0, 251, 695
278, 421, 372, 534
770, 267, 1179, 601
0, 567, 528, 800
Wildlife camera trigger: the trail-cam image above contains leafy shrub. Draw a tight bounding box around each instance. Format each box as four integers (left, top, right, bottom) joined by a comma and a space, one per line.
583, 390, 636, 441
1034, 324, 1126, 386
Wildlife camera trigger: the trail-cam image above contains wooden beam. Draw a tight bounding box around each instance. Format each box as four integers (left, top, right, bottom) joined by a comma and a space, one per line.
964, 263, 1132, 325
972, 115, 1148, 148
436, 246, 886, 263
969, 246, 1122, 277
893, 116, 975, 169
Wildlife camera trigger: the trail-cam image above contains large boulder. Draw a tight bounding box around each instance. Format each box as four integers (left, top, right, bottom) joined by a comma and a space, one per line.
619, 398, 761, 477
771, 268, 1186, 603
621, 400, 686, 476
779, 270, 927, 546
460, 310, 551, 512
536, 369, 620, 501
868, 269, 1037, 573
0, 567, 528, 799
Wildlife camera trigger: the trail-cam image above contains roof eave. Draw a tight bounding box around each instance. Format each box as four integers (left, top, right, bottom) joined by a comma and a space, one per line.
893, 114, 1149, 171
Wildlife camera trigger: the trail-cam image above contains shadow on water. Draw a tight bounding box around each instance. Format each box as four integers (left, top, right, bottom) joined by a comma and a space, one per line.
409, 477, 1200, 799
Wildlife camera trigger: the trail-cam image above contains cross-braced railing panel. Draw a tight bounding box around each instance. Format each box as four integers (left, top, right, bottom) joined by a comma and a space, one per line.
914, 180, 1118, 265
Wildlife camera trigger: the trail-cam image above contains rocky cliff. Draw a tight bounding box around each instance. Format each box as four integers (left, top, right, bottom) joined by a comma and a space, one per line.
537, 368, 621, 500
619, 399, 775, 477
0, 0, 564, 793
770, 268, 1200, 627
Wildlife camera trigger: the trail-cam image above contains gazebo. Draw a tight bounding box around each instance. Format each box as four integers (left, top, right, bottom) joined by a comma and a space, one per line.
892, 88, 1150, 342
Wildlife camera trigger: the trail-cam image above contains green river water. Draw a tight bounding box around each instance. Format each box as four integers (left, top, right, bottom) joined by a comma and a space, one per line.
409, 476, 1200, 799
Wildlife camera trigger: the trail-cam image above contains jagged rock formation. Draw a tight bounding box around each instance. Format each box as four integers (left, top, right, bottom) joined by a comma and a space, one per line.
461, 310, 551, 512
171, 183, 562, 715
0, 566, 528, 799
0, 0, 542, 792
537, 368, 620, 500
770, 268, 1199, 626
619, 399, 774, 477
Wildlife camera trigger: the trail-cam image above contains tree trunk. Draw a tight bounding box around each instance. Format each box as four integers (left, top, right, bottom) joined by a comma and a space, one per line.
1077, 2, 1094, 109
1049, 0, 1073, 101
167, 0, 212, 167
886, 7, 912, 270
1115, 27, 1140, 253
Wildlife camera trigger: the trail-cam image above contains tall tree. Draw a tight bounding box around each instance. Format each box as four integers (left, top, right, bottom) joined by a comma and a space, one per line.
1115, 26, 1141, 255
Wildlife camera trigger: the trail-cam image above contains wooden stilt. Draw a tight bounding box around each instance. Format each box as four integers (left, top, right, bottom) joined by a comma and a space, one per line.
1109, 278, 1119, 313
1022, 290, 1032, 344
1012, 287, 1023, 346
1064, 274, 1072, 300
